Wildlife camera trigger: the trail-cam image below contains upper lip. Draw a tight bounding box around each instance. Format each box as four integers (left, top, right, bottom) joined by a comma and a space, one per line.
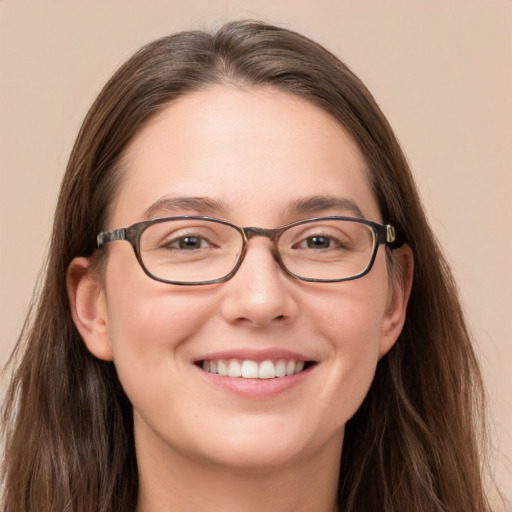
194, 348, 316, 363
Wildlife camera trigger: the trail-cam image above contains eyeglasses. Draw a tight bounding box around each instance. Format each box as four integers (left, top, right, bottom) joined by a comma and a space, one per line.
97, 216, 397, 285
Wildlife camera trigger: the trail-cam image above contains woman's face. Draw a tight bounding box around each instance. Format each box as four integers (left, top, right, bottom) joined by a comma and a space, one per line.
75, 86, 408, 473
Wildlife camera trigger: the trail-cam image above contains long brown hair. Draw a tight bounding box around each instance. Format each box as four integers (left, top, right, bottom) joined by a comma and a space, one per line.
1, 20, 490, 511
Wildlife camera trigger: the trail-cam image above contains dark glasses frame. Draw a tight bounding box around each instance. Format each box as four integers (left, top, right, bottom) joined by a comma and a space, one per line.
97, 216, 397, 285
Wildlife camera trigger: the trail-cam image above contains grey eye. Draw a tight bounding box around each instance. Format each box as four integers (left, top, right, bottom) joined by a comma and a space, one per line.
166, 235, 212, 250
304, 236, 332, 249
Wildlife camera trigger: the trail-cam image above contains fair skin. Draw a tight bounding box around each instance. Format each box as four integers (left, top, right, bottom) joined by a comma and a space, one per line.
68, 86, 413, 512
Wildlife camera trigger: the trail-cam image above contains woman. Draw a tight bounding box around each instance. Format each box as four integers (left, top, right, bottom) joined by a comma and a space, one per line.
1, 20, 490, 511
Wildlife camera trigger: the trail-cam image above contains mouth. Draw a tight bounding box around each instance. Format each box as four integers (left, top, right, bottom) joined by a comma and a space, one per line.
195, 358, 316, 379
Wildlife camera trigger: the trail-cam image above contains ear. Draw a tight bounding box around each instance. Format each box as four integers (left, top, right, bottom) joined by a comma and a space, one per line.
378, 244, 414, 357
67, 257, 113, 361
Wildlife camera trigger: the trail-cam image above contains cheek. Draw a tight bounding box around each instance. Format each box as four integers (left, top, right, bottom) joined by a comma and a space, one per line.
309, 269, 388, 355
102, 247, 215, 389
304, 268, 389, 423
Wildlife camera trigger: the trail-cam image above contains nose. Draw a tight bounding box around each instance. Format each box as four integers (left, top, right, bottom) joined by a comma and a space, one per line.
220, 238, 299, 328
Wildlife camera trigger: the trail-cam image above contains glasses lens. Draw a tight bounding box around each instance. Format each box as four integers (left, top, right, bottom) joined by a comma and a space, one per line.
278, 219, 376, 281
139, 219, 243, 283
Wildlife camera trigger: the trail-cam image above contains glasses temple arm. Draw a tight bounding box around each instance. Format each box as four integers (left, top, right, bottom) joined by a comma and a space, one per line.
97, 228, 127, 248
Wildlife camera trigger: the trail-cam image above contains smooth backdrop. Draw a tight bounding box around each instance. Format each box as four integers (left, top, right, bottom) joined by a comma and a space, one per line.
1, 0, 510, 506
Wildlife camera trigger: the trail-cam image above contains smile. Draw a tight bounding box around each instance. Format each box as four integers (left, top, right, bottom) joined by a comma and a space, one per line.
198, 359, 314, 379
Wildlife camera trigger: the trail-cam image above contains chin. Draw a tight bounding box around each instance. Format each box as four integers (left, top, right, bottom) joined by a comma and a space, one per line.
187, 419, 339, 473
202, 441, 308, 473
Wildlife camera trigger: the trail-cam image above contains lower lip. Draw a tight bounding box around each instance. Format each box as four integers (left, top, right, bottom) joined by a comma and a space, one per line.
195, 365, 313, 399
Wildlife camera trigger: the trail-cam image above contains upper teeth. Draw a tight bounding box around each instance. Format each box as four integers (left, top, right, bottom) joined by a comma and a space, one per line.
202, 359, 305, 379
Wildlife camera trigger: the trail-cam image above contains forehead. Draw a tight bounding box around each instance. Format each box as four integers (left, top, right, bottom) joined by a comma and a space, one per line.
111, 86, 380, 227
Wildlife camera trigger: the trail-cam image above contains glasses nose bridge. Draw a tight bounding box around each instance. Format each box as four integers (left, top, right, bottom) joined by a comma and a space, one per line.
241, 226, 282, 244
239, 226, 283, 265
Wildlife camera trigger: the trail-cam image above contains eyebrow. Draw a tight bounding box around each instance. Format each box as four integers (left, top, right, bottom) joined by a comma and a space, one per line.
142, 196, 230, 219
285, 195, 365, 219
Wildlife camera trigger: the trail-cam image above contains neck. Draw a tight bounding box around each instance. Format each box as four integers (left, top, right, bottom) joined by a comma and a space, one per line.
135, 423, 342, 512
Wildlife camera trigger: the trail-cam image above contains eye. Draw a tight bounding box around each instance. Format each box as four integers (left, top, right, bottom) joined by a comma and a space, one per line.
301, 235, 335, 249
141, 220, 232, 255
165, 234, 214, 250
294, 232, 349, 251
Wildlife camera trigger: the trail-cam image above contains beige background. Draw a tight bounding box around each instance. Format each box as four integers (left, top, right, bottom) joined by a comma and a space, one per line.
1, 0, 510, 505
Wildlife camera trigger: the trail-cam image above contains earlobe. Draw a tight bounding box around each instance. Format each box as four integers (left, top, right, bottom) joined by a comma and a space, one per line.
379, 245, 414, 357
67, 257, 114, 361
